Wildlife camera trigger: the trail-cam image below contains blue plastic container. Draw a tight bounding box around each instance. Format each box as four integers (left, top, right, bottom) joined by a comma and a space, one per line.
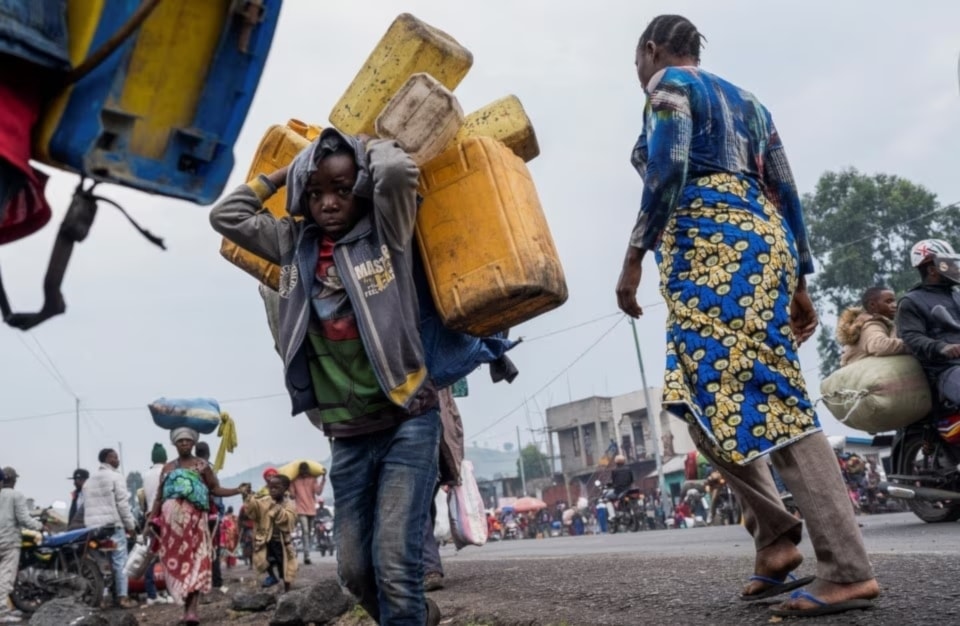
34, 0, 282, 205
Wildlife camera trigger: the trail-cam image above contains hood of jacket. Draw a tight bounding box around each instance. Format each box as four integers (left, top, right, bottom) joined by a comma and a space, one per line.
836, 306, 894, 346
284, 128, 373, 219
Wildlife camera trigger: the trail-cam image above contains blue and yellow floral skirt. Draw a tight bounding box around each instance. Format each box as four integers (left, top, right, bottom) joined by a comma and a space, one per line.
656, 173, 820, 465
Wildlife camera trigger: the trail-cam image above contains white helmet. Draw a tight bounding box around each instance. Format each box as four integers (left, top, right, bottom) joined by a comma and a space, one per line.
910, 239, 955, 267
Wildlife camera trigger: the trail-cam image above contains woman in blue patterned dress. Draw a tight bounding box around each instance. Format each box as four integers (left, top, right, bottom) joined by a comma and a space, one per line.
616, 15, 879, 617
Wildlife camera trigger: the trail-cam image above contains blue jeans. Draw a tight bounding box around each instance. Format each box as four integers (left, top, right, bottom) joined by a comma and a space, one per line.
144, 559, 156, 599
110, 527, 129, 598
332, 411, 440, 625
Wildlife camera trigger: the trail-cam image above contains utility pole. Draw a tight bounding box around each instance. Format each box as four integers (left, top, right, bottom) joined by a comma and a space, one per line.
75, 397, 80, 469
630, 318, 668, 501
516, 425, 527, 496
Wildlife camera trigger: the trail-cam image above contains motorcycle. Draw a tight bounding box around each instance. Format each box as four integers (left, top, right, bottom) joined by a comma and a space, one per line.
876, 404, 960, 523
314, 516, 334, 557
13, 525, 114, 612
874, 305, 960, 522
598, 482, 643, 533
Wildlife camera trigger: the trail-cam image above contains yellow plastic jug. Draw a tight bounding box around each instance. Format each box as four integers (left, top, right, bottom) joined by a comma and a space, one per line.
329, 13, 473, 136
375, 73, 464, 166
219, 119, 321, 287
416, 137, 567, 335
452, 95, 540, 162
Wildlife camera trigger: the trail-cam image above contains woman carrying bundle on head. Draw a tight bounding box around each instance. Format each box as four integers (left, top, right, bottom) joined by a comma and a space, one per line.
147, 427, 249, 626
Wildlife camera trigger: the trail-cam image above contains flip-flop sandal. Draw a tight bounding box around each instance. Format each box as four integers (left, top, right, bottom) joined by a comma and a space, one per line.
739, 573, 815, 601
770, 589, 874, 617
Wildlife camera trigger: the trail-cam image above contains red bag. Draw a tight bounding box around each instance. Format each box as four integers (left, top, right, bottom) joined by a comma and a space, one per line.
0, 168, 51, 244
0, 71, 52, 245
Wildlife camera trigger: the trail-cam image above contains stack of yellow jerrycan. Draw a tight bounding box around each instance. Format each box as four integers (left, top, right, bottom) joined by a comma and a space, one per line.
33, 0, 282, 205
220, 119, 322, 287
219, 12, 566, 336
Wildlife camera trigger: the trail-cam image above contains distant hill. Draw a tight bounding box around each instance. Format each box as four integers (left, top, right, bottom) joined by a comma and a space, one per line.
465, 446, 520, 482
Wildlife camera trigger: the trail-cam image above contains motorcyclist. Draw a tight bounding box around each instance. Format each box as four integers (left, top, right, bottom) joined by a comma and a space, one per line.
897, 239, 960, 405
609, 454, 634, 496
316, 498, 332, 522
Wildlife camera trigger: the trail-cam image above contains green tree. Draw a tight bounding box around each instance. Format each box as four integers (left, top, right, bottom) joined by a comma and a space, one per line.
803, 168, 958, 375
517, 444, 550, 480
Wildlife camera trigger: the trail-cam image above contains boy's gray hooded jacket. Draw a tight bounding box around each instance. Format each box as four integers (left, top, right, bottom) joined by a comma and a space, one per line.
210, 129, 429, 419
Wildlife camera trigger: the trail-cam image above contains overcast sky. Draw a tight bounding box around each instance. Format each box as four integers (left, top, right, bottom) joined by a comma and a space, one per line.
2, 1, 959, 506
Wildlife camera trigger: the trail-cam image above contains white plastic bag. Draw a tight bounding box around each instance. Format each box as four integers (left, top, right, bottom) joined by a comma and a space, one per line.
448, 460, 488, 549
433, 490, 451, 544
124, 539, 154, 580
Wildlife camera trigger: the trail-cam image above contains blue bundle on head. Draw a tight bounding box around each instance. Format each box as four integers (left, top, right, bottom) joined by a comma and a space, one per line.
148, 397, 221, 434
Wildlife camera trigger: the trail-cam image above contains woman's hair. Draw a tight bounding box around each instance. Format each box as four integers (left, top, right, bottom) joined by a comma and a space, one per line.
638, 15, 706, 61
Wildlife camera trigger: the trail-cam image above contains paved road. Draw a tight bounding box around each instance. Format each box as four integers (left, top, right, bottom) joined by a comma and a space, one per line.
187, 512, 959, 625
441, 511, 960, 560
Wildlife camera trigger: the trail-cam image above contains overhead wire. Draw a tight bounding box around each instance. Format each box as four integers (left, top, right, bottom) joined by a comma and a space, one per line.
13, 334, 77, 399
470, 314, 627, 440
30, 335, 79, 398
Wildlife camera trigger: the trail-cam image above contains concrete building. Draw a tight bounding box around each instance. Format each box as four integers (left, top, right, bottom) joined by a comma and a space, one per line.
545, 389, 696, 501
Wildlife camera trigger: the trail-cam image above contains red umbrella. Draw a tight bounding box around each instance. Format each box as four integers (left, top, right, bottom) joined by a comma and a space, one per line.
513, 496, 547, 513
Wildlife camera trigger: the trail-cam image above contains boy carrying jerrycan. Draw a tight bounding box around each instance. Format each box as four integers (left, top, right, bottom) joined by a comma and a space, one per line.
209, 130, 442, 625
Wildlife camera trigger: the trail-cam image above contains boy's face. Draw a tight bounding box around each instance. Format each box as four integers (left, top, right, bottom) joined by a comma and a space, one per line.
268, 477, 286, 500
306, 153, 364, 240
867, 290, 897, 320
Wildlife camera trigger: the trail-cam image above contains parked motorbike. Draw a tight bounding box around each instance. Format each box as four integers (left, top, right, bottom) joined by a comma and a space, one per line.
13, 525, 114, 612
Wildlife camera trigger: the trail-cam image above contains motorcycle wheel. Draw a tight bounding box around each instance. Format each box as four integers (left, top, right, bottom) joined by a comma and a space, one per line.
628, 503, 642, 532
899, 431, 960, 523
73, 557, 105, 608
11, 556, 103, 613
11, 573, 50, 614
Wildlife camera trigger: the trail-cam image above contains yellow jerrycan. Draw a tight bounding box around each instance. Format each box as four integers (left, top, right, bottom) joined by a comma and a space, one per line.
329, 13, 473, 136
416, 136, 567, 336
219, 119, 321, 288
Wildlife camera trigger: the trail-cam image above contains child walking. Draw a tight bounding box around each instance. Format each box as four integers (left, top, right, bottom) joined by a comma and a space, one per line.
211, 130, 441, 625
243, 474, 298, 592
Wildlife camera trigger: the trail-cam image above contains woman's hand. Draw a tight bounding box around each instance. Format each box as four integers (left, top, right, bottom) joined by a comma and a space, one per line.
616, 246, 646, 318
790, 283, 818, 345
